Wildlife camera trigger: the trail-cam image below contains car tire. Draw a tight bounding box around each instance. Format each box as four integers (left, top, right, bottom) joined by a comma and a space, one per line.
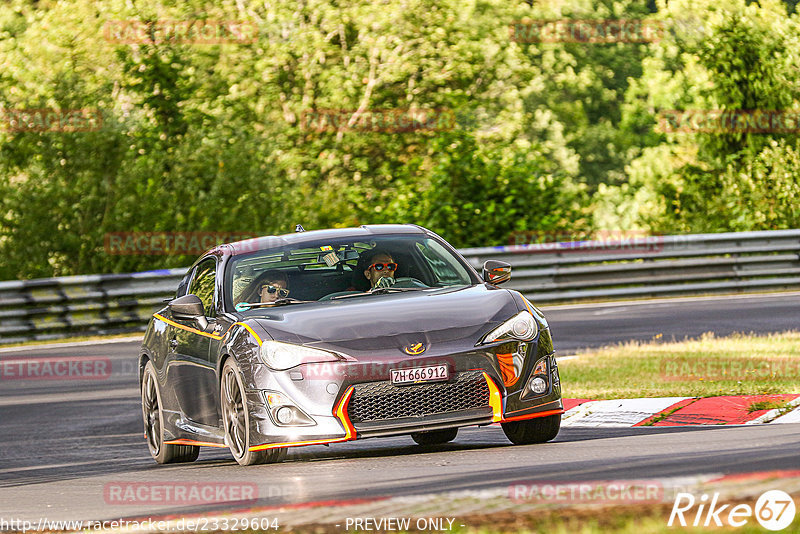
410, 427, 458, 445
501, 414, 561, 445
220, 359, 286, 466
141, 360, 200, 464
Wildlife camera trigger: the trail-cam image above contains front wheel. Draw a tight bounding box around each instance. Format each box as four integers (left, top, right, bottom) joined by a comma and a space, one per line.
411, 428, 458, 445
220, 359, 286, 466
141, 360, 199, 464
501, 414, 561, 445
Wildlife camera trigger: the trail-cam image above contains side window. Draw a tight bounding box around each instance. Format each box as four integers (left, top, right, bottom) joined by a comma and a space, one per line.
188, 258, 217, 317
415, 240, 470, 285
176, 271, 192, 297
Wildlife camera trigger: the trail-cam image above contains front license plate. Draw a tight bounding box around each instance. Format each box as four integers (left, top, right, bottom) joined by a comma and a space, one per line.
390, 365, 449, 385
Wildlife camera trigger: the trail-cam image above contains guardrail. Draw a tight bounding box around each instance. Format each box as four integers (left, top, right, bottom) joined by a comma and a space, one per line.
1, 230, 798, 345
0, 269, 187, 345
459, 229, 800, 302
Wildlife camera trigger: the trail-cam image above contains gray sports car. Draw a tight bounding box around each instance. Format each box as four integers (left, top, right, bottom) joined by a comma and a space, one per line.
139, 224, 562, 465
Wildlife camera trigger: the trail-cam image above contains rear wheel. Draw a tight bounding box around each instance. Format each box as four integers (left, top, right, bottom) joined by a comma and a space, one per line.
220, 359, 286, 466
501, 414, 561, 445
141, 360, 199, 464
411, 427, 458, 445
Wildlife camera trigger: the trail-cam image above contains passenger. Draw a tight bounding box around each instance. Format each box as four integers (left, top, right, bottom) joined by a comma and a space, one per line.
253, 270, 290, 303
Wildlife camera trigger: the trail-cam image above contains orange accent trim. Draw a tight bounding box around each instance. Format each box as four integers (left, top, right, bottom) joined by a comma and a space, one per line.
482, 372, 504, 423
502, 408, 564, 422
248, 386, 357, 452
153, 314, 263, 346
482, 372, 563, 423
334, 386, 357, 439
164, 438, 228, 448
496, 352, 520, 387
522, 298, 536, 315
154, 313, 225, 339
234, 322, 263, 346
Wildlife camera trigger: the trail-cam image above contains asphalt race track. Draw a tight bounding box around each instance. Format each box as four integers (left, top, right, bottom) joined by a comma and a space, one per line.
545, 291, 800, 354
1, 293, 799, 523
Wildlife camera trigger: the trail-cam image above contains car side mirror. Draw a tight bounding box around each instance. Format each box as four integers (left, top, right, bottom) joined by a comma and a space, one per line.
483, 260, 511, 285
168, 294, 208, 331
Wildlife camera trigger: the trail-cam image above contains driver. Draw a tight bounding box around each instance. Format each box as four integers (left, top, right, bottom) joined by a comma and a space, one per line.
363, 250, 397, 289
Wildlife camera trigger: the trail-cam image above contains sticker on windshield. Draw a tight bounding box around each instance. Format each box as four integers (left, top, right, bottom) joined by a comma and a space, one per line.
322, 252, 340, 266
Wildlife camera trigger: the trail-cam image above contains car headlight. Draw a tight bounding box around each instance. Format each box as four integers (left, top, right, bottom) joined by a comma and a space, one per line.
260, 341, 341, 370
479, 311, 539, 345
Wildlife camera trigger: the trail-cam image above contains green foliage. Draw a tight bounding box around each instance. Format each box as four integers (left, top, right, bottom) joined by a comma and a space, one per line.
1, 0, 799, 280
377, 133, 589, 247
602, 0, 800, 233
0, 0, 595, 279
514, 0, 657, 189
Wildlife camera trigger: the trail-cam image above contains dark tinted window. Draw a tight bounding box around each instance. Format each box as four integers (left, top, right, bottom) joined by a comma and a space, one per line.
176, 271, 192, 297
226, 234, 477, 310
188, 258, 217, 317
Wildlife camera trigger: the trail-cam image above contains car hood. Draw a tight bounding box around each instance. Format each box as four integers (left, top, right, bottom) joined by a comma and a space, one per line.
248, 285, 518, 357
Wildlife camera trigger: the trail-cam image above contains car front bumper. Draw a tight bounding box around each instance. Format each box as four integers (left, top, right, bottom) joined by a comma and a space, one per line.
245, 339, 562, 451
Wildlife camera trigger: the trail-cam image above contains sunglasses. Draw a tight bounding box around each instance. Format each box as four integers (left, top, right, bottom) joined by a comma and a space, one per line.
261, 284, 289, 298
369, 262, 397, 272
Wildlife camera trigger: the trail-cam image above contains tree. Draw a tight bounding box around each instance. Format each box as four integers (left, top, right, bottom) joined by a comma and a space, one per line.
0, 0, 591, 279
601, 0, 800, 233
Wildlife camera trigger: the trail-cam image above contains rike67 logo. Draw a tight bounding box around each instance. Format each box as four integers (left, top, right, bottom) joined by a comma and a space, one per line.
669, 490, 796, 531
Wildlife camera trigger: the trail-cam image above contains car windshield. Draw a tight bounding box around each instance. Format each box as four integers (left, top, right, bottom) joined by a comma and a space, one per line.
225, 234, 476, 311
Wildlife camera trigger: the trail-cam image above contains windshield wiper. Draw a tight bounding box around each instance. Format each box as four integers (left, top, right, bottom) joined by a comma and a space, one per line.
329, 292, 370, 300
329, 287, 425, 300
236, 298, 310, 310
370, 287, 425, 294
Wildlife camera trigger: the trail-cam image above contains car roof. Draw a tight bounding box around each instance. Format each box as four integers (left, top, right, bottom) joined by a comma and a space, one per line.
221, 224, 429, 257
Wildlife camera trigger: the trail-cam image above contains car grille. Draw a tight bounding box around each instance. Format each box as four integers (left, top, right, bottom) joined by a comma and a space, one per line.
347, 370, 490, 423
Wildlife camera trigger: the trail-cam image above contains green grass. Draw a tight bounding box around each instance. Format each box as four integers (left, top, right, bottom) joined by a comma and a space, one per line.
748, 399, 788, 413
558, 331, 800, 399
450, 504, 800, 533
639, 404, 684, 426
290, 501, 800, 533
